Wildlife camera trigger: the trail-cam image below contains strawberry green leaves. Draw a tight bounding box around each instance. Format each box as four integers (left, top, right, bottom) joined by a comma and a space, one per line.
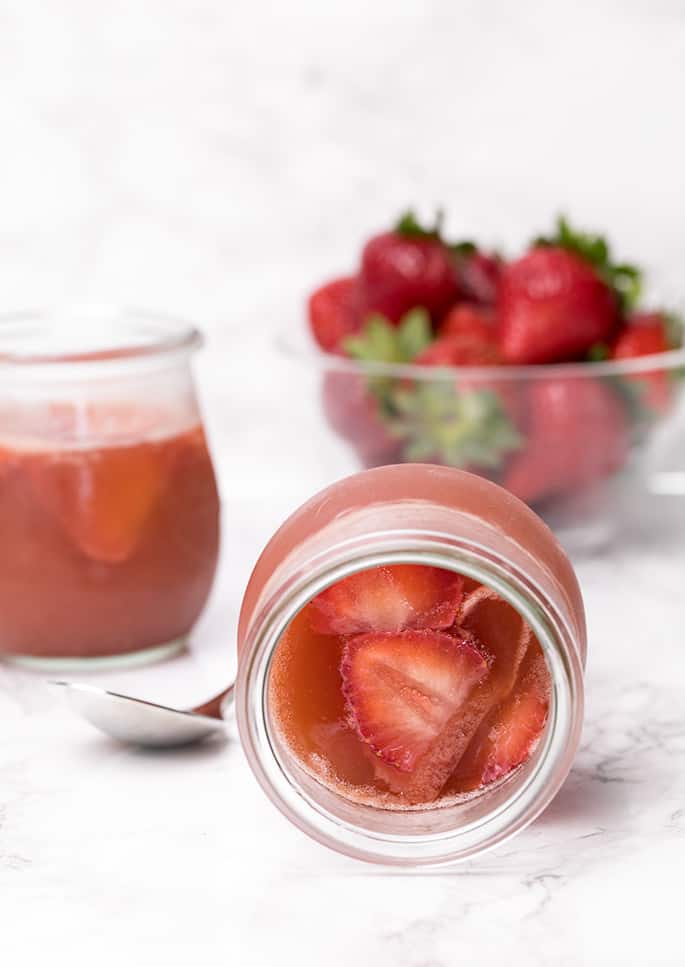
533, 214, 643, 312
389, 383, 523, 467
344, 310, 434, 407
343, 311, 523, 472
664, 311, 684, 351
587, 342, 611, 362
344, 309, 433, 364
394, 209, 445, 241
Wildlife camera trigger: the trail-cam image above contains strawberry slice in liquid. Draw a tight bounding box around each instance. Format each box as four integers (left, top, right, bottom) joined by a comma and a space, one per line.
371, 586, 535, 802
310, 564, 464, 636
341, 629, 489, 775
448, 645, 550, 791
30, 442, 169, 564
27, 404, 177, 564
269, 570, 551, 809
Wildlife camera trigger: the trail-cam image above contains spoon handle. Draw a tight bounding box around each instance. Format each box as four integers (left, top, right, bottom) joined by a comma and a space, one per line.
191, 683, 235, 720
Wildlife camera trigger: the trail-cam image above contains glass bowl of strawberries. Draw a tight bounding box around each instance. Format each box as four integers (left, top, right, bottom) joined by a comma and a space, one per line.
292, 212, 685, 551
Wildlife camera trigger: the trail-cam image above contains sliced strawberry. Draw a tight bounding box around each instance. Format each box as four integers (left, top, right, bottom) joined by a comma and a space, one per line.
310, 564, 463, 636
437, 587, 539, 796
481, 666, 549, 784
449, 645, 550, 790
365, 588, 535, 802
308, 276, 362, 353
30, 441, 168, 564
341, 629, 489, 775
458, 585, 532, 694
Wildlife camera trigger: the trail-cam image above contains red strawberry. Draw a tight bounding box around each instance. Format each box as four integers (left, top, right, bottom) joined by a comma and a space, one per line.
308, 276, 361, 353
360, 214, 459, 324
371, 586, 533, 801
503, 377, 629, 505
610, 312, 674, 413
321, 371, 399, 468
437, 586, 535, 797
450, 646, 549, 790
341, 629, 489, 776
458, 586, 532, 692
415, 333, 525, 433
454, 586, 534, 735
457, 250, 502, 305
498, 247, 618, 364
416, 334, 502, 368
310, 564, 463, 636
438, 304, 497, 344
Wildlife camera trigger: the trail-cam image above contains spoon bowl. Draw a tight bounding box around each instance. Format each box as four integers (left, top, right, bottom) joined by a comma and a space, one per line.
50, 680, 234, 747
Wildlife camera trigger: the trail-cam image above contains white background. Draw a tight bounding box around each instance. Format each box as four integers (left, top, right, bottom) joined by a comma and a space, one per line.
2, 3, 685, 965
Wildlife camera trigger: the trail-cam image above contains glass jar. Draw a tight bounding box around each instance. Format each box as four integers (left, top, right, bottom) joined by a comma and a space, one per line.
236, 464, 586, 866
0, 306, 220, 670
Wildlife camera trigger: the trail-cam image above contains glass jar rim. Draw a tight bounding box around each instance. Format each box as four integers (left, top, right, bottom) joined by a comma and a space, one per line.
0, 305, 202, 369
237, 530, 585, 867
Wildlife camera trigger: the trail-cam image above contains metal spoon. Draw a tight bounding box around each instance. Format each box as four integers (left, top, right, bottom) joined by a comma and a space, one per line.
49, 680, 235, 748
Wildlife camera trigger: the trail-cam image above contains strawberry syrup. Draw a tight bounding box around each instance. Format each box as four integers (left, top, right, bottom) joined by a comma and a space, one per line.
0, 409, 219, 659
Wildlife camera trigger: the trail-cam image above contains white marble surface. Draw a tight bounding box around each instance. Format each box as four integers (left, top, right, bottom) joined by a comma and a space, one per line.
3, 502, 685, 966
2, 1, 685, 964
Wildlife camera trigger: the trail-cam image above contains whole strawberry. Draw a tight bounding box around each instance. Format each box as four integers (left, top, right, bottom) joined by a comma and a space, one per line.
498, 217, 641, 365
438, 304, 497, 345
454, 246, 502, 305
499, 248, 617, 364
360, 211, 459, 324
415, 332, 501, 368
308, 276, 362, 353
415, 332, 525, 446
503, 377, 629, 505
389, 330, 523, 470
322, 370, 400, 468
610, 312, 681, 414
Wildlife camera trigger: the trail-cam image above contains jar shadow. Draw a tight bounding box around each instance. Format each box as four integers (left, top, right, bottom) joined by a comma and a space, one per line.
127, 730, 233, 760
537, 764, 633, 828
538, 748, 669, 829
72, 729, 233, 764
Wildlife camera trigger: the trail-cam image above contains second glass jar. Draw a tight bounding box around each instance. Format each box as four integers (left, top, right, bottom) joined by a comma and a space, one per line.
0, 307, 220, 669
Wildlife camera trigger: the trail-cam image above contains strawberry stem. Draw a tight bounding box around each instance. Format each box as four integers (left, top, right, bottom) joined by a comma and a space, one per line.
587, 342, 610, 362
394, 209, 444, 241
665, 311, 684, 350
450, 240, 478, 257
388, 383, 523, 469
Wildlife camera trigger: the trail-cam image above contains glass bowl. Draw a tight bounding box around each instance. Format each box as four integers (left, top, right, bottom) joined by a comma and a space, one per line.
278, 331, 685, 553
